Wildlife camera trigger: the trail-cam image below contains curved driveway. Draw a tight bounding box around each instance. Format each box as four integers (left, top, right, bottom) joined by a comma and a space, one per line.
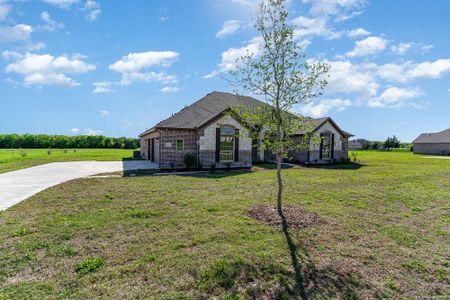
0, 161, 157, 211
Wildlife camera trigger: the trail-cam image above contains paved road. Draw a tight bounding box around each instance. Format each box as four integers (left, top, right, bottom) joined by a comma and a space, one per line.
0, 161, 158, 211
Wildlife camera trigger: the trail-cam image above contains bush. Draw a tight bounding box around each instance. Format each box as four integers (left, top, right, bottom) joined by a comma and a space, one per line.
350, 152, 359, 163
224, 162, 232, 171
210, 163, 216, 173
75, 256, 105, 274
183, 153, 196, 169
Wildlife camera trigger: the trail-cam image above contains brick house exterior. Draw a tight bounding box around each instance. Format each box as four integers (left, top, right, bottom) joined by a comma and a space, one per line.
139, 92, 353, 169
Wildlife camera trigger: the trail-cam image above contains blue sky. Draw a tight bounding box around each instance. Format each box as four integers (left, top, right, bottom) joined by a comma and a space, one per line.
0, 0, 449, 142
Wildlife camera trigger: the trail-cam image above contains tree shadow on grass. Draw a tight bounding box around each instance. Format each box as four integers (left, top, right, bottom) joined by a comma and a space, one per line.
277, 208, 367, 299
197, 210, 366, 299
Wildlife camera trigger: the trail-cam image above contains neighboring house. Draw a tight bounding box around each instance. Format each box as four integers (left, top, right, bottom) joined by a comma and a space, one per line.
412, 128, 450, 155
139, 91, 354, 169
348, 139, 371, 150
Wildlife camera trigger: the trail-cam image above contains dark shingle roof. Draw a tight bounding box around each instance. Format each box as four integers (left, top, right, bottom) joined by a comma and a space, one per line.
155, 91, 265, 129
412, 128, 450, 144
139, 91, 353, 137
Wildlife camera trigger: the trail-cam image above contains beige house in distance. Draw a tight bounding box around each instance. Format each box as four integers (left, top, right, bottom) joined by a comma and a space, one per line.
139, 91, 353, 169
412, 128, 450, 155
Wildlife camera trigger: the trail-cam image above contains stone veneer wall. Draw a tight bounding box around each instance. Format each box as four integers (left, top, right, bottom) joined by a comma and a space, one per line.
309, 120, 347, 162
198, 115, 252, 168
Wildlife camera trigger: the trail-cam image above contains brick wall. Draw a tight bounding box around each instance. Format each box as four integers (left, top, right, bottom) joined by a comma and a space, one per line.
158, 129, 198, 169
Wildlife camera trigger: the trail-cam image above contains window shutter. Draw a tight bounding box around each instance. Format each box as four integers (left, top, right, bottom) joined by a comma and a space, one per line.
215, 128, 220, 162
319, 133, 323, 160
234, 129, 239, 162
331, 134, 335, 159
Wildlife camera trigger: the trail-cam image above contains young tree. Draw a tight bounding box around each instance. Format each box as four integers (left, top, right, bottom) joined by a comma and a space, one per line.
384, 135, 400, 150
229, 0, 329, 214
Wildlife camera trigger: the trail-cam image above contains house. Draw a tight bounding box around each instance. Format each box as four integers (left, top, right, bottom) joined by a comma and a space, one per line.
139, 91, 354, 169
348, 139, 371, 150
412, 128, 450, 155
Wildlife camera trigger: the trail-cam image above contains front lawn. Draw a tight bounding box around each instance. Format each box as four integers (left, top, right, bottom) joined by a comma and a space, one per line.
0, 148, 136, 174
0, 151, 448, 299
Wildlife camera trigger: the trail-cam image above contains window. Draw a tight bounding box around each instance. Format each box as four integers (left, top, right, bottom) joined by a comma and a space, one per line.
321, 134, 331, 159
176, 139, 184, 151
220, 126, 235, 161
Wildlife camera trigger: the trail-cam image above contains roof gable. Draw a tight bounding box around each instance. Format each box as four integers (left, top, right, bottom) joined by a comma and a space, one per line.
139, 91, 354, 137
154, 91, 264, 130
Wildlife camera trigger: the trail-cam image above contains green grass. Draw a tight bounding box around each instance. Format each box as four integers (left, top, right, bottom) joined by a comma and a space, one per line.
0, 151, 449, 299
0, 148, 136, 174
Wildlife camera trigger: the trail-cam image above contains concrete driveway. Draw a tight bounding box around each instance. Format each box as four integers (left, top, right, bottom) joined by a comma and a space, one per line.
0, 161, 158, 211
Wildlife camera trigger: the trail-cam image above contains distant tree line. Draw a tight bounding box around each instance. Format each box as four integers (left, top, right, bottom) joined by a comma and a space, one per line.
0, 134, 139, 149
354, 136, 412, 151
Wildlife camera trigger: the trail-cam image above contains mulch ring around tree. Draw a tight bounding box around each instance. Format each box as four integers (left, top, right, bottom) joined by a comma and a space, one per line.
247, 204, 319, 229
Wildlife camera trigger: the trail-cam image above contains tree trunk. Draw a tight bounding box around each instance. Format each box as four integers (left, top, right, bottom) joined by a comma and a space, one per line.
276, 151, 283, 214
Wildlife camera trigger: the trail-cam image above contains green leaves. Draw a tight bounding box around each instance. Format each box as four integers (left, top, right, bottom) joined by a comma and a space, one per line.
227, 0, 329, 159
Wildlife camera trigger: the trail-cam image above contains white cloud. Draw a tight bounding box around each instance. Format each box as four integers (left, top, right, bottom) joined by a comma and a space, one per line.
42, 0, 79, 8
297, 39, 312, 50
216, 20, 242, 39
161, 86, 180, 93
119, 72, 177, 86
84, 0, 101, 22
368, 87, 424, 108
159, 15, 169, 22
292, 16, 342, 40
376, 59, 450, 82
0, 3, 10, 21
391, 42, 413, 55
93, 81, 114, 94
326, 60, 379, 96
0, 24, 33, 43
203, 70, 219, 79
204, 36, 262, 79
109, 51, 179, 86
304, 0, 366, 17
231, 0, 259, 7
40, 11, 64, 31
346, 36, 387, 57
85, 128, 103, 135
419, 44, 433, 54
3, 52, 96, 87
70, 127, 103, 135
99, 109, 110, 117
300, 98, 352, 117
109, 51, 178, 73
347, 27, 369, 37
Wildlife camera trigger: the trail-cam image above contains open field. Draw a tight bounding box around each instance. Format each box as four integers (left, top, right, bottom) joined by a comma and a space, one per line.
0, 151, 449, 299
0, 149, 136, 174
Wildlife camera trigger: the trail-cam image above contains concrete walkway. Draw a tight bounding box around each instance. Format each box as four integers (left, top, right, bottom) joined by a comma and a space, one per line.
0, 161, 158, 211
